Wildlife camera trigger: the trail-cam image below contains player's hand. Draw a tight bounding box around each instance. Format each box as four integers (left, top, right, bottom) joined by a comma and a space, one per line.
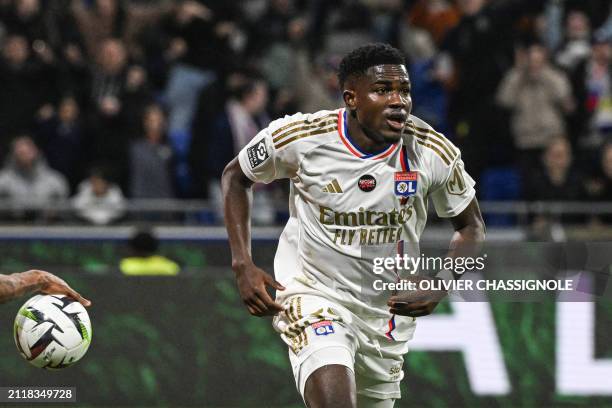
30, 270, 92, 307
387, 275, 446, 317
233, 262, 285, 317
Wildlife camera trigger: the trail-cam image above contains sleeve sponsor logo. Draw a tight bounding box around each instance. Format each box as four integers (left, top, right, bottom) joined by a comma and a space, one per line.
446, 163, 467, 195
247, 140, 269, 168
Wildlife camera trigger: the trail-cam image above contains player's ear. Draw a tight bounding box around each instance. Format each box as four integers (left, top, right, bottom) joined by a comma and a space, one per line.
343, 89, 356, 111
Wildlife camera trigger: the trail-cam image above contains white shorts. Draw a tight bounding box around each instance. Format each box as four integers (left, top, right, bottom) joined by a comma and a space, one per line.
272, 294, 411, 402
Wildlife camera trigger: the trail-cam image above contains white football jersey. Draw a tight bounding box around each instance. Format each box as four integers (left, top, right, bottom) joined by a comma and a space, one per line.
238, 108, 475, 340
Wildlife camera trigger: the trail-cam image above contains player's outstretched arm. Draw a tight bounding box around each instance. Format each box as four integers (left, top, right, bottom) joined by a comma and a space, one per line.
389, 198, 485, 317
222, 157, 285, 317
0, 270, 91, 306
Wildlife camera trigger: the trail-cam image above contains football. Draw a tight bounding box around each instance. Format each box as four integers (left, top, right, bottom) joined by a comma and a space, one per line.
14, 294, 92, 369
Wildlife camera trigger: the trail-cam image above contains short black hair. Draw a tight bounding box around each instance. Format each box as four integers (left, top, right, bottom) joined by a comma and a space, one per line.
337, 43, 406, 88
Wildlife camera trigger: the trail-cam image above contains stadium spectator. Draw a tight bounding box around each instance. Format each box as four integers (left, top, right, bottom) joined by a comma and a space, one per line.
56, 40, 90, 106
205, 76, 272, 223
189, 71, 250, 198
580, 142, 612, 224
525, 137, 587, 228
397, 23, 450, 133
309, 0, 374, 57
1, 0, 49, 45
200, 76, 269, 183
555, 10, 592, 70
129, 103, 174, 199
497, 42, 574, 175
566, 32, 612, 153
247, 0, 295, 58
119, 229, 180, 276
0, 0, 608, 228
71, 0, 128, 59
438, 0, 544, 179
525, 137, 584, 202
406, 0, 460, 46
34, 96, 85, 192
70, 0, 175, 60
89, 38, 129, 111
563, 0, 611, 31
364, 0, 405, 45
84, 38, 143, 190
161, 0, 240, 133
0, 34, 58, 154
0, 136, 68, 219
72, 166, 125, 225
44, 1, 84, 52
255, 9, 300, 100
122, 64, 155, 135
287, 20, 342, 114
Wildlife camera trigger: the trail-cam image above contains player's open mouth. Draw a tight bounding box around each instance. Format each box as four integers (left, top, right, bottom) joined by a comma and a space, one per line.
385, 111, 407, 132
386, 118, 406, 132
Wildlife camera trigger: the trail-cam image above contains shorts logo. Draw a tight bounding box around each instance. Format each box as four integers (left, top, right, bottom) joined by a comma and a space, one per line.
247, 140, 269, 168
389, 364, 402, 380
312, 320, 335, 336
394, 172, 417, 197
358, 175, 376, 192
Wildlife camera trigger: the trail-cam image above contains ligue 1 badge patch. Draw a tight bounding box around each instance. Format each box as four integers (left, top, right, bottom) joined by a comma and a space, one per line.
395, 172, 418, 197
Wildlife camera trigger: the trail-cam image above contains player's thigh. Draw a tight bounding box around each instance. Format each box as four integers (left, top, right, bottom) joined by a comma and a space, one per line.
304, 363, 356, 408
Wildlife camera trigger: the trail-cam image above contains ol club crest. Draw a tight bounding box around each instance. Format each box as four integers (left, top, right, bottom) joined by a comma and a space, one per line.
394, 172, 418, 197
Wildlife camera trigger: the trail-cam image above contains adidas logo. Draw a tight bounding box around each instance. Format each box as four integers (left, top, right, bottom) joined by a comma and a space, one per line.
322, 179, 343, 193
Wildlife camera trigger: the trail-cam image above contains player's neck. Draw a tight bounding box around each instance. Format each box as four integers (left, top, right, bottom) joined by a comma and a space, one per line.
346, 113, 394, 154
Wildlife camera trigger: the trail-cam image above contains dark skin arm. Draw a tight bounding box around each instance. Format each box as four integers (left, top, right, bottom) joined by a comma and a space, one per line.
0, 270, 91, 306
222, 157, 285, 317
388, 198, 485, 317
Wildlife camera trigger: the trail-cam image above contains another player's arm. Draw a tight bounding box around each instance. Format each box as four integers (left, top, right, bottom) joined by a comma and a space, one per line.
389, 198, 485, 317
0, 270, 91, 306
222, 157, 285, 317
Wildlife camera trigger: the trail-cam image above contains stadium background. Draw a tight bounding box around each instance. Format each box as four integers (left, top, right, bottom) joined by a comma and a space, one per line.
0, 0, 611, 406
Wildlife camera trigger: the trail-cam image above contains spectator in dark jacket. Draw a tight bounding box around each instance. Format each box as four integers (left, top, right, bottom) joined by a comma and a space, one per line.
84, 38, 152, 190
525, 137, 585, 202
0, 35, 58, 155
34, 96, 85, 192
129, 103, 174, 199
566, 33, 612, 152
525, 137, 587, 227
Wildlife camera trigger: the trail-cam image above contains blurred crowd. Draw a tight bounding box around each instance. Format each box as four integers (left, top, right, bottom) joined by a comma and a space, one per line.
0, 0, 610, 225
